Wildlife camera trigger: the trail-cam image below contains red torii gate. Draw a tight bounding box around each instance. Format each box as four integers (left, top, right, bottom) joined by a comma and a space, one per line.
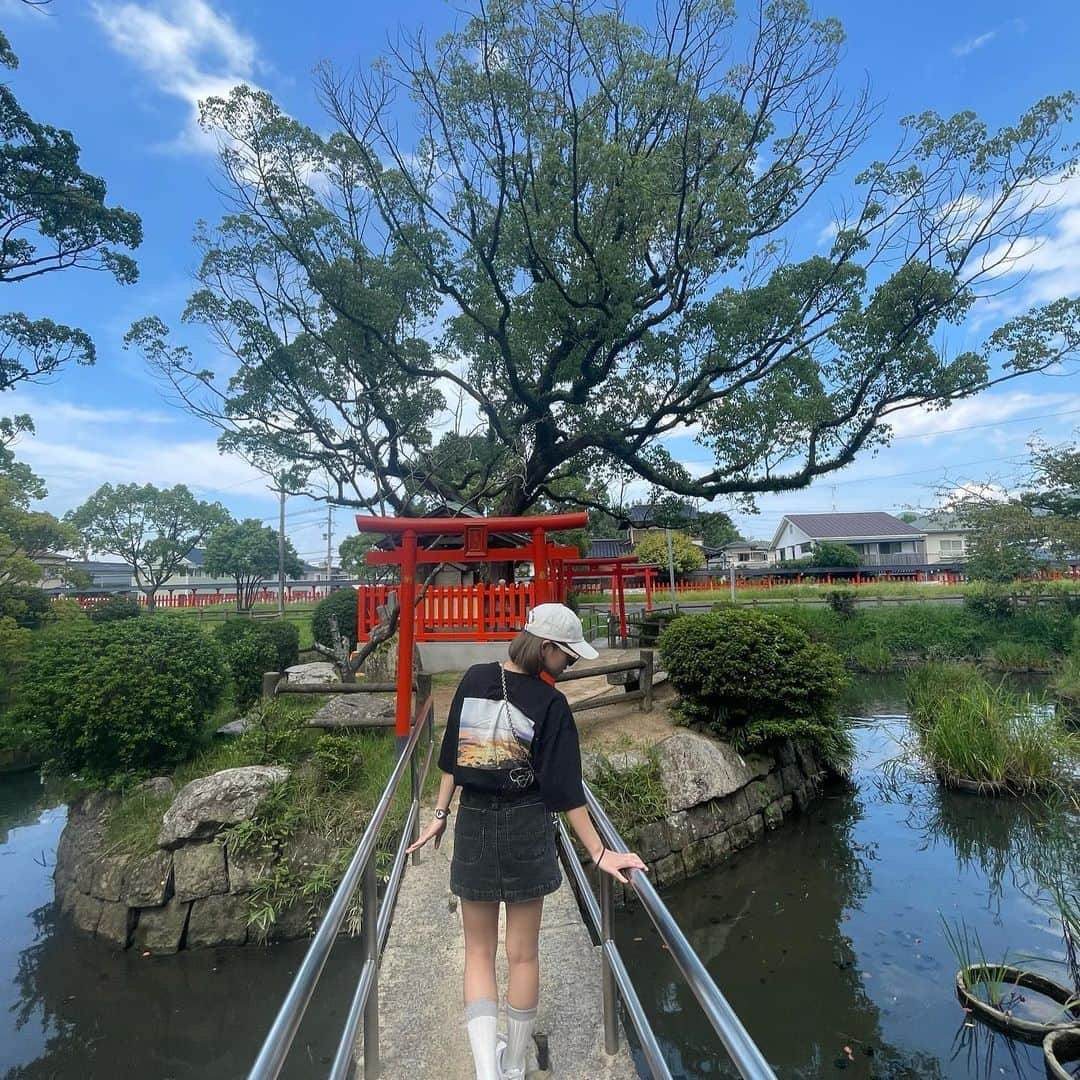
355, 512, 587, 738
556, 555, 657, 643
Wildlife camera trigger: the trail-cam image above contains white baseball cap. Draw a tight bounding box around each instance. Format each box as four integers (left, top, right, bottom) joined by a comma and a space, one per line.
522, 603, 599, 661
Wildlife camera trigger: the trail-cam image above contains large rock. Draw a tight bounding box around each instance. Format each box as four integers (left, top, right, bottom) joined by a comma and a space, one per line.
125, 850, 174, 907
90, 852, 131, 902
187, 893, 249, 948
655, 732, 753, 813
158, 765, 290, 848
310, 694, 394, 729
173, 842, 229, 902
72, 892, 104, 936
227, 844, 278, 893
97, 901, 135, 949
133, 899, 191, 954
284, 662, 339, 686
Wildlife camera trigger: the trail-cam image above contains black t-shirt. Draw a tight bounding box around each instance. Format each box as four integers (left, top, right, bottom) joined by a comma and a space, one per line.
438, 662, 587, 812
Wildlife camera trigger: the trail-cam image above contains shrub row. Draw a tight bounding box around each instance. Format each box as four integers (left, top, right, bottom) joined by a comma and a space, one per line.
214, 619, 300, 709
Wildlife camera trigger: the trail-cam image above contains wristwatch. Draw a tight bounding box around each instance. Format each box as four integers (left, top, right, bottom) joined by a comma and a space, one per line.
434, 808, 451, 821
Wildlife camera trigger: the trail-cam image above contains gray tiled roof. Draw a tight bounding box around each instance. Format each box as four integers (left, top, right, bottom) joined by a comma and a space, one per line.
587, 538, 633, 558
905, 513, 968, 533
784, 512, 924, 539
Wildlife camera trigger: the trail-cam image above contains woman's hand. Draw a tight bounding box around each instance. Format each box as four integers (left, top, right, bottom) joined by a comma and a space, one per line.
596, 848, 648, 884
406, 816, 447, 855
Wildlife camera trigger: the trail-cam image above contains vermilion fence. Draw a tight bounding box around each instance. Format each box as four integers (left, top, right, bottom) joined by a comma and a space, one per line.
123, 590, 325, 609
357, 582, 537, 642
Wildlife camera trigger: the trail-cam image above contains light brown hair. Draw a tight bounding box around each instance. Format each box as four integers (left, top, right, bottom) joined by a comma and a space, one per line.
507, 630, 546, 676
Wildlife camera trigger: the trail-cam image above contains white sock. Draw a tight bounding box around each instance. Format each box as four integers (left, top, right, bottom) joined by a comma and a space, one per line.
504, 1003, 537, 1076
465, 999, 499, 1080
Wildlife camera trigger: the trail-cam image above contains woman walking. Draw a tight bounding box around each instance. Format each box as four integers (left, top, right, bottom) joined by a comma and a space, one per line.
406, 603, 647, 1080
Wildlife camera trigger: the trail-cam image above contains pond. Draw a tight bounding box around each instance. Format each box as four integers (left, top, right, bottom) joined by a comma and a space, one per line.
615, 674, 1080, 1079
0, 772, 366, 1080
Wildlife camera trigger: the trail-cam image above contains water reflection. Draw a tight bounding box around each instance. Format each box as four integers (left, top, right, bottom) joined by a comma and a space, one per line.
615, 678, 1075, 1079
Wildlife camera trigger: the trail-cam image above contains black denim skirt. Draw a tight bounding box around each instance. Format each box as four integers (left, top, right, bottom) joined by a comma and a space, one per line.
450, 788, 562, 903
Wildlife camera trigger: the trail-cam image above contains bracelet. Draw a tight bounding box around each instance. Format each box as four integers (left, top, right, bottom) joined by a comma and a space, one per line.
434, 808, 451, 821
593, 844, 606, 866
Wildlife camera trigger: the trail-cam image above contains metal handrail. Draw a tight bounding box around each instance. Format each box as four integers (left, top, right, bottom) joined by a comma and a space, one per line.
247, 679, 435, 1080
554, 787, 777, 1080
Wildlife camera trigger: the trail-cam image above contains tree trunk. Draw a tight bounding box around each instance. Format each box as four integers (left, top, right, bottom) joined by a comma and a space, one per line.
143, 588, 156, 612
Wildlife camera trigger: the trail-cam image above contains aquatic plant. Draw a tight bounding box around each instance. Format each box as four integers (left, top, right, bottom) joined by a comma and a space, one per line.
988, 640, 1054, 672
941, 915, 1016, 1008
904, 665, 1080, 795
847, 639, 893, 673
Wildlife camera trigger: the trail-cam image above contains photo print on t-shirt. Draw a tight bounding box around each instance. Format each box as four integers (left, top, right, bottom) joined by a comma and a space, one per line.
456, 695, 535, 770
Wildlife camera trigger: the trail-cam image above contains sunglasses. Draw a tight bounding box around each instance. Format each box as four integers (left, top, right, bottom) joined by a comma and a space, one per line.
547, 640, 579, 666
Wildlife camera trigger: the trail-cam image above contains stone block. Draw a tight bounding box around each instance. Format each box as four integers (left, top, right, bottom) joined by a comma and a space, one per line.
90, 852, 131, 902
59, 884, 80, 917
744, 781, 770, 815
683, 833, 732, 878
743, 753, 773, 779
125, 850, 174, 907
794, 742, 818, 777
781, 765, 803, 795
777, 740, 797, 768
226, 845, 277, 893
186, 892, 249, 948
134, 899, 192, 954
97, 901, 135, 949
664, 812, 691, 852
715, 790, 749, 831
764, 770, 784, 800
779, 794, 794, 815
793, 781, 814, 813
763, 802, 784, 830
656, 732, 753, 812
747, 815, 765, 842
634, 820, 670, 863
173, 842, 229, 902
268, 900, 315, 942
687, 801, 719, 842
652, 851, 686, 889
72, 892, 104, 936
728, 822, 751, 851
74, 854, 96, 894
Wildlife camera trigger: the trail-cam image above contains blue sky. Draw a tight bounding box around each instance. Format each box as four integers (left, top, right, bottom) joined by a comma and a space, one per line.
4, 0, 1080, 560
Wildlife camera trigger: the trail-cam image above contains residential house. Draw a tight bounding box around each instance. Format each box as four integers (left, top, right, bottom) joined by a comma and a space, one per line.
39, 558, 136, 595
709, 539, 770, 571
622, 502, 702, 547
905, 514, 970, 563
155, 548, 324, 593
769, 512, 927, 566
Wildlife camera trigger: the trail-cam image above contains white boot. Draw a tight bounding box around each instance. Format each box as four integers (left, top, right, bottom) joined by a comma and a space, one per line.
499, 1004, 537, 1079
465, 999, 500, 1080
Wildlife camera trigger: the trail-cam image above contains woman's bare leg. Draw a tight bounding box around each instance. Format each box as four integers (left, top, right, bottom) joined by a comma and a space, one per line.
505, 897, 543, 1009
461, 899, 500, 1002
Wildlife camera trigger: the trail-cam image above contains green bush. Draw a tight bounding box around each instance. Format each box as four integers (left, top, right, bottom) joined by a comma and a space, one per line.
0, 584, 53, 629
638, 607, 683, 646
813, 542, 860, 568
848, 639, 893, 673
10, 618, 227, 782
659, 608, 853, 771
826, 589, 857, 617
312, 588, 360, 652
988, 640, 1054, 672
213, 619, 298, 709
88, 595, 143, 623
963, 583, 1015, 620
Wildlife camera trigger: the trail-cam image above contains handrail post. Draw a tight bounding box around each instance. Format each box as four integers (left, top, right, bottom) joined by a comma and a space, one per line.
641, 650, 654, 713
361, 857, 380, 1077
599, 869, 619, 1055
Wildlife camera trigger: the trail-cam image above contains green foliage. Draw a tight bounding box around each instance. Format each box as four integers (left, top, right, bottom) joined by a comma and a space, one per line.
729, 718, 855, 778
847, 639, 893, 673
0, 582, 52, 628
87, 594, 142, 623
586, 749, 668, 837
11, 618, 227, 783
633, 530, 705, 574
697, 511, 741, 549
213, 619, 298, 709
660, 608, 851, 769
637, 607, 683, 646
813, 542, 861, 568
312, 587, 360, 652
903, 664, 1080, 792
338, 533, 391, 583
204, 518, 304, 611
826, 589, 857, 616
987, 640, 1053, 672
0, 614, 30, 734
963, 582, 1015, 620
66, 483, 229, 610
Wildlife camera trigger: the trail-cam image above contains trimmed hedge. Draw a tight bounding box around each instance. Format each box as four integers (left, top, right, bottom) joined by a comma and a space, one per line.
213, 619, 300, 708
659, 608, 853, 773
10, 617, 227, 782
312, 588, 360, 652
88, 595, 143, 623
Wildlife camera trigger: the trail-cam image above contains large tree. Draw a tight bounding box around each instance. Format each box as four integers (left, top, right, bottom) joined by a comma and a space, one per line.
66, 484, 229, 610
203, 518, 305, 611
0, 27, 140, 395
130, 0, 1080, 520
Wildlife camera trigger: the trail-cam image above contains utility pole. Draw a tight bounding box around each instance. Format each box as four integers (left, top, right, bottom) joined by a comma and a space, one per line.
664, 527, 678, 611
324, 501, 334, 598
268, 475, 287, 617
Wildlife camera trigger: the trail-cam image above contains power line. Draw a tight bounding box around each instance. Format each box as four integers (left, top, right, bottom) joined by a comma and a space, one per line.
887, 404, 1080, 442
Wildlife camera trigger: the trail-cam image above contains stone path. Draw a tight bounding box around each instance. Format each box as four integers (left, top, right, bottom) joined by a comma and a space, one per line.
357, 823, 639, 1079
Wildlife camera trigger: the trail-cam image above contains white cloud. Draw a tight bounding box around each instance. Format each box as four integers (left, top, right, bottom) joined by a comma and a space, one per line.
882, 390, 1080, 444
27, 401, 178, 427
91, 0, 261, 153
952, 30, 996, 57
